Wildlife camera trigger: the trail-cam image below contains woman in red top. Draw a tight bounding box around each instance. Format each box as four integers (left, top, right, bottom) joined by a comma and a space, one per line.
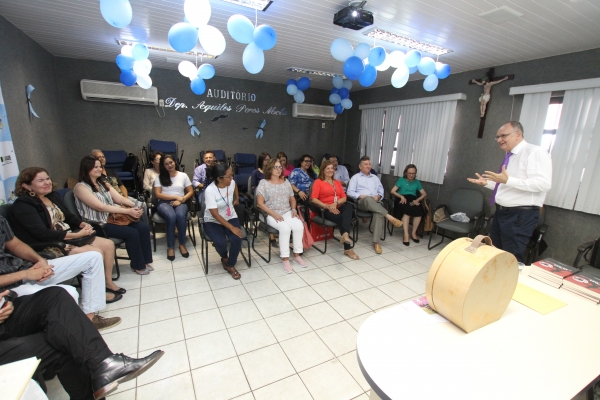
310, 161, 358, 260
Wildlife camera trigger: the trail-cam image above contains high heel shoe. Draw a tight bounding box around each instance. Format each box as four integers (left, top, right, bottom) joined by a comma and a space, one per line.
179, 245, 189, 258
411, 236, 420, 243
167, 248, 175, 261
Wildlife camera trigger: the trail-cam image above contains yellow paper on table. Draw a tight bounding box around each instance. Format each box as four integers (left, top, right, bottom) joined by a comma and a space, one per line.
512, 283, 567, 315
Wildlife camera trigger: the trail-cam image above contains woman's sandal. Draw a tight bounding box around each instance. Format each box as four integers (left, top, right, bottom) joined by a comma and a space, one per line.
132, 268, 150, 275
340, 233, 353, 245
106, 287, 126, 295
344, 249, 360, 260
225, 266, 241, 280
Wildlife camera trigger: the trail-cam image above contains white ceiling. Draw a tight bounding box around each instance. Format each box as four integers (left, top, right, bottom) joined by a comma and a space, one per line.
0, 0, 599, 90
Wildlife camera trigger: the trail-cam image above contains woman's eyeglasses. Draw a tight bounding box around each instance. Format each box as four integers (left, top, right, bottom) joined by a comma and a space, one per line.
302, 159, 312, 163
273, 166, 283, 170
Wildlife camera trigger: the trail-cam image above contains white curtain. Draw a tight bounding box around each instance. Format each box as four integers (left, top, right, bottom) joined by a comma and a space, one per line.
395, 100, 458, 184
359, 108, 385, 168
519, 92, 552, 145
380, 106, 401, 174
545, 87, 600, 213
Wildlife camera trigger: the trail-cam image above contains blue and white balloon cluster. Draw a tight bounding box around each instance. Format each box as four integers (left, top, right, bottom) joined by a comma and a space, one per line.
285, 77, 310, 104
179, 61, 215, 95
99, 0, 132, 28
329, 76, 353, 115
389, 50, 451, 91
330, 39, 383, 88
168, 0, 226, 57
117, 44, 153, 89
227, 14, 277, 74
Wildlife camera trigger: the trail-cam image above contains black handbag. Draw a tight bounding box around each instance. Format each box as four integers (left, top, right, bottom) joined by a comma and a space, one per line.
64, 232, 97, 247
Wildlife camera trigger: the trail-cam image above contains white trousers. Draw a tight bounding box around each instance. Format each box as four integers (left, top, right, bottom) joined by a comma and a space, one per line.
266, 211, 305, 258
12, 251, 106, 314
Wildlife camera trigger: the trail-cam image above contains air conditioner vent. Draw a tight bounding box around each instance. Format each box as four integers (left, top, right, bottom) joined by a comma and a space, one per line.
80, 80, 158, 106
292, 103, 337, 120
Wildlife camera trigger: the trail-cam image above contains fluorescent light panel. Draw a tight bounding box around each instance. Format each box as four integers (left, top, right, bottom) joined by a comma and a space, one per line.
362, 28, 452, 56
115, 39, 216, 59
286, 67, 346, 79
221, 0, 273, 11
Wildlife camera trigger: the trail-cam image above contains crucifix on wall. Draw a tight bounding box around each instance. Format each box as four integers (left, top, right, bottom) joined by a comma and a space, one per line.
469, 67, 514, 138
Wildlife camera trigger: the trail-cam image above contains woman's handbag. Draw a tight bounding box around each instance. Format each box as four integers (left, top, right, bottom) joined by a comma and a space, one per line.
296, 206, 314, 250
107, 206, 140, 226
64, 232, 96, 247
433, 206, 449, 223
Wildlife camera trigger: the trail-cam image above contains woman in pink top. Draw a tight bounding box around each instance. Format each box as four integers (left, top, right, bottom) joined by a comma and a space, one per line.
277, 151, 295, 178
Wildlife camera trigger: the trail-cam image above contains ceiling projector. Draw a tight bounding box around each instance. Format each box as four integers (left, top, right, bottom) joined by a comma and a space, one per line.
333, 1, 374, 30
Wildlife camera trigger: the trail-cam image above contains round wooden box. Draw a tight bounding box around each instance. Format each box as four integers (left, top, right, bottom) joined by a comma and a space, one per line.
425, 235, 519, 333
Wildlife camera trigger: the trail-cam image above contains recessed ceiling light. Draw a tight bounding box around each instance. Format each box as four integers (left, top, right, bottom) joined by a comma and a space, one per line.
361, 28, 453, 56
221, 0, 273, 11
286, 67, 346, 79
115, 39, 216, 59
478, 6, 524, 24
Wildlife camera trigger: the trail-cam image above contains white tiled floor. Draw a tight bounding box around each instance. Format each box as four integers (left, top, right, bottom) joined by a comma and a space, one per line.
47, 222, 447, 400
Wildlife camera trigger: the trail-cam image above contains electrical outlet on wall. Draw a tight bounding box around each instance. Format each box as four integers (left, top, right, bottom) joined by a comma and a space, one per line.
322, 122, 326, 128
159, 99, 164, 107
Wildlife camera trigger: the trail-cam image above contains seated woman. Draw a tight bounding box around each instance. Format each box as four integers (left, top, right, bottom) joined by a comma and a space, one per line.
391, 164, 427, 246
256, 159, 307, 273
250, 152, 271, 193
91, 149, 128, 198
310, 161, 359, 260
288, 154, 317, 202
154, 154, 193, 261
277, 151, 295, 178
74, 156, 153, 275
203, 163, 243, 280
9, 167, 124, 302
143, 151, 162, 193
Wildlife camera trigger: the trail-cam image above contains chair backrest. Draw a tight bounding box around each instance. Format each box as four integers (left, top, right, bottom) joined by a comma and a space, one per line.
446, 188, 484, 219
0, 204, 11, 220
247, 176, 253, 196
63, 190, 80, 218
234, 153, 256, 174
199, 191, 206, 218
149, 140, 178, 162
102, 150, 128, 171
56, 188, 71, 202
200, 150, 226, 164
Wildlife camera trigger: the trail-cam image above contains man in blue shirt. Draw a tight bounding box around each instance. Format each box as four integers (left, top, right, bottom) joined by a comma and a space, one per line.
348, 156, 403, 254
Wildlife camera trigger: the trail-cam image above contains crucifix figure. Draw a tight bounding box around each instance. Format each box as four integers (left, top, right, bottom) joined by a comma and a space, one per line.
469, 68, 514, 138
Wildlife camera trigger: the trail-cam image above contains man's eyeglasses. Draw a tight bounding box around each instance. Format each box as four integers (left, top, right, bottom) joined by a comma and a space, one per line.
494, 131, 518, 141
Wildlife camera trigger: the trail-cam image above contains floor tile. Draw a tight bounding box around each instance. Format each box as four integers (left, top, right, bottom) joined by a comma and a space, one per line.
104, 288, 140, 312
352, 246, 379, 259
213, 285, 252, 307
171, 257, 201, 269
284, 286, 324, 309
327, 295, 371, 319
100, 305, 139, 333
265, 310, 312, 341
239, 344, 296, 390
186, 329, 237, 369
228, 319, 277, 355
378, 265, 413, 280
261, 263, 290, 278
379, 281, 419, 302
139, 297, 180, 325
239, 266, 270, 283
310, 280, 351, 301
138, 317, 185, 351
140, 270, 175, 288
338, 350, 371, 391
253, 374, 312, 400
181, 308, 226, 338
114, 272, 142, 291
336, 275, 373, 293
415, 255, 438, 267
299, 359, 363, 400
191, 358, 251, 400
178, 291, 218, 315
173, 265, 204, 281
400, 260, 430, 274
353, 288, 395, 310
306, 253, 338, 267
297, 302, 343, 330
315, 321, 358, 357
253, 293, 295, 318
296, 269, 332, 285
280, 332, 334, 372
175, 276, 211, 296
272, 274, 308, 292
381, 252, 410, 264
149, 258, 173, 271
321, 264, 355, 279
140, 282, 177, 304
363, 256, 395, 269
342, 259, 375, 274
358, 270, 394, 286
220, 300, 263, 328
137, 372, 196, 400
107, 389, 136, 399
101, 327, 138, 356
398, 276, 426, 294
137, 340, 190, 386
207, 273, 243, 290
243, 279, 281, 299
346, 312, 375, 331
232, 393, 255, 400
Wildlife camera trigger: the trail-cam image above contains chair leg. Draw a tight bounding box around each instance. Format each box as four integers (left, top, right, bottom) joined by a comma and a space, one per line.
152, 222, 156, 252
112, 256, 120, 281
428, 228, 445, 250
240, 237, 252, 267
187, 219, 197, 246
251, 225, 271, 263
311, 225, 329, 254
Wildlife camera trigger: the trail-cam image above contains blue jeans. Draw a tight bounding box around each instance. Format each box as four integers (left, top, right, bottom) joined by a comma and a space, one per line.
104, 221, 153, 270
157, 201, 188, 248
204, 218, 242, 267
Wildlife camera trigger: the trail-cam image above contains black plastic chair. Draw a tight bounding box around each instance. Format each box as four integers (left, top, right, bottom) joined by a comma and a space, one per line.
346, 196, 388, 243
103, 150, 140, 197
150, 192, 196, 252
199, 150, 226, 164
574, 237, 600, 271
197, 192, 251, 274
428, 188, 485, 250
250, 188, 280, 263
148, 140, 185, 171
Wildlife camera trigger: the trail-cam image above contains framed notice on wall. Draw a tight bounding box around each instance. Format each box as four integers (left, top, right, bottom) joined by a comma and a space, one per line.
0, 82, 20, 205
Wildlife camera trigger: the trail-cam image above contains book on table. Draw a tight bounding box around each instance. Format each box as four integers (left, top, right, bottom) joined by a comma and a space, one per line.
529, 258, 579, 288
562, 267, 600, 304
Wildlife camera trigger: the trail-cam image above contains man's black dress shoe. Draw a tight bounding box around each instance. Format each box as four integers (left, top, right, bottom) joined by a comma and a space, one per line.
92, 350, 164, 399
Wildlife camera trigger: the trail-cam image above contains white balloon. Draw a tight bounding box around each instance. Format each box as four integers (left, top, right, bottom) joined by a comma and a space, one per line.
375, 53, 391, 71
121, 45, 133, 57
391, 65, 410, 88
198, 25, 226, 56
353, 42, 371, 60
133, 59, 152, 76
178, 61, 198, 78
388, 50, 406, 68
184, 0, 211, 28
137, 74, 152, 89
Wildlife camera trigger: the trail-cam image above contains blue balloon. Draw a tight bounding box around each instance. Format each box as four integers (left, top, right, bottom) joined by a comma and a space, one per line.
227, 14, 255, 44
359, 64, 377, 87
353, 43, 371, 60
100, 0, 132, 28
242, 42, 264, 74
435, 63, 451, 79
330, 38, 354, 62
334, 104, 344, 114
293, 90, 305, 104
330, 88, 339, 95
341, 98, 352, 109
198, 64, 215, 79
408, 65, 418, 74
168, 22, 199, 53
329, 94, 341, 105
423, 74, 439, 92
116, 54, 135, 71
287, 84, 298, 95
338, 87, 349, 99
190, 77, 206, 95
120, 70, 137, 86
368, 46, 386, 67
342, 79, 353, 90
253, 24, 277, 51
417, 57, 436, 76
296, 77, 310, 91
332, 75, 344, 89
132, 44, 149, 61
286, 79, 297, 87
405, 49, 422, 68
343, 56, 365, 81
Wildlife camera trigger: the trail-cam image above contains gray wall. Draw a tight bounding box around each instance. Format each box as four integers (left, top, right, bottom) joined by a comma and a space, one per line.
54, 57, 346, 177
0, 14, 69, 184
345, 48, 600, 264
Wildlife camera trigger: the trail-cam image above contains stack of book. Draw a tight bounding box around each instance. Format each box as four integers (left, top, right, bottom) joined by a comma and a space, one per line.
529, 258, 579, 288
562, 267, 600, 304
